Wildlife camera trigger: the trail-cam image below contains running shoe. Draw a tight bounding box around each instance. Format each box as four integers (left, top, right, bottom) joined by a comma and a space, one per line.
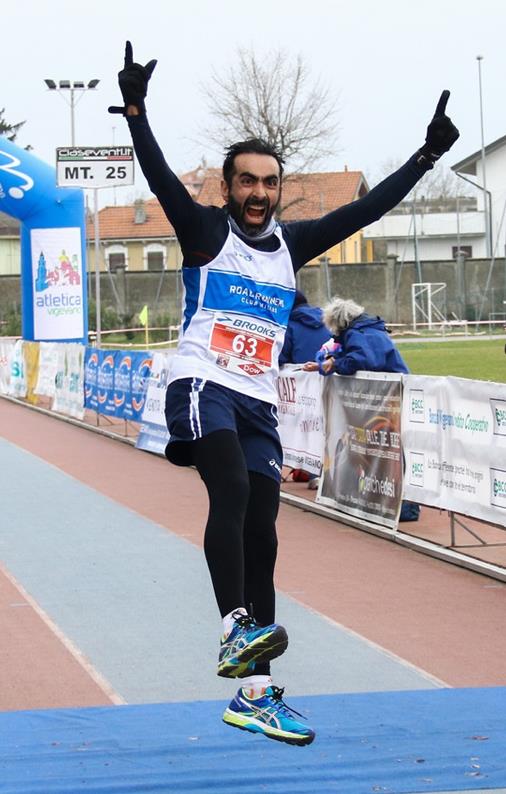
217, 612, 288, 678
223, 685, 315, 746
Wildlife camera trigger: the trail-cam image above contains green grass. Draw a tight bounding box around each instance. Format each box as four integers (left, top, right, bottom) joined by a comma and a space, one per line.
396, 338, 506, 383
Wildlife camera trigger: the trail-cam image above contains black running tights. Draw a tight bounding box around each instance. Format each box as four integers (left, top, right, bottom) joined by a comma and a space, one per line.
193, 430, 280, 636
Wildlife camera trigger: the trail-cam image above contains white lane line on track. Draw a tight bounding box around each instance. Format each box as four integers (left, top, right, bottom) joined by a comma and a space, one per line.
0, 561, 126, 706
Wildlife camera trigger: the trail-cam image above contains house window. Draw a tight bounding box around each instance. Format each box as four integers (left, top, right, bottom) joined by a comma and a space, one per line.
109, 252, 126, 272
452, 245, 472, 259
147, 251, 164, 271
105, 244, 128, 272
143, 243, 166, 271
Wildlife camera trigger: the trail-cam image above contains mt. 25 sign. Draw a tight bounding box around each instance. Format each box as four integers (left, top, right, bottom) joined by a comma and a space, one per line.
56, 146, 134, 188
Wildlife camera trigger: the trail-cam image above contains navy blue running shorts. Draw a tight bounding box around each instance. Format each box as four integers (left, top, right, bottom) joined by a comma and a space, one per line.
164, 378, 283, 482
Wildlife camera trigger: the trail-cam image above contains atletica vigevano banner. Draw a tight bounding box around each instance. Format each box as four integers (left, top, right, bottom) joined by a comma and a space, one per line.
31, 227, 85, 341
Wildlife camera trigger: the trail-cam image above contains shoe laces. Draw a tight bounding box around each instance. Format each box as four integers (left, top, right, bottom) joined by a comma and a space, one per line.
268, 685, 307, 721
231, 611, 258, 630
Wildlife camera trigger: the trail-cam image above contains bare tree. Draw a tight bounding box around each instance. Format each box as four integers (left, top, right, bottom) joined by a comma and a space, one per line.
200, 48, 340, 174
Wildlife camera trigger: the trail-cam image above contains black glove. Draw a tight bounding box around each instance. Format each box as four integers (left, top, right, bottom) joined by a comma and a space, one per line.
108, 40, 157, 115
416, 90, 460, 168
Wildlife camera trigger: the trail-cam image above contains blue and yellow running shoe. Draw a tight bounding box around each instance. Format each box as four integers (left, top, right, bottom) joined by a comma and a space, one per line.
217, 613, 288, 678
223, 685, 315, 746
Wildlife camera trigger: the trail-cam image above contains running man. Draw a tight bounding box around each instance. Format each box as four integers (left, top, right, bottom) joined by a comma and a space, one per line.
110, 41, 459, 746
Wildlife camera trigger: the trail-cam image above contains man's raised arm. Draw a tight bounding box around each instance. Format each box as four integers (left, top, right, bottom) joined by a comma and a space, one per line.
285, 91, 460, 270
108, 41, 197, 239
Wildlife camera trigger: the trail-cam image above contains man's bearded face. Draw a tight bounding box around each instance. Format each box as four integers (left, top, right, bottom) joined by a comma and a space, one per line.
221, 153, 281, 235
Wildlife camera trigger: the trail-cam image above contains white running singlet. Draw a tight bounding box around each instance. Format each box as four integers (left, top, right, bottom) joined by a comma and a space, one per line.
168, 224, 296, 405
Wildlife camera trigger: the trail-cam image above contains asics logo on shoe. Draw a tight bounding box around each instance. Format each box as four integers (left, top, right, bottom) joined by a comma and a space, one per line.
217, 614, 288, 678
223, 685, 315, 745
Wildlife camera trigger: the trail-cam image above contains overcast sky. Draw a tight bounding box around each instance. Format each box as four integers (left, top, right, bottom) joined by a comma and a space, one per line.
2, 0, 505, 207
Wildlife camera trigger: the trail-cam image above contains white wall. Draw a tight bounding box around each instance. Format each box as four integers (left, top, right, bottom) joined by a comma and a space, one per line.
364, 211, 486, 261
474, 146, 506, 258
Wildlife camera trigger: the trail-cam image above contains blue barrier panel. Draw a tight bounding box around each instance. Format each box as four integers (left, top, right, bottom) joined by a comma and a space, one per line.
84, 347, 99, 411
96, 350, 118, 416
126, 351, 152, 421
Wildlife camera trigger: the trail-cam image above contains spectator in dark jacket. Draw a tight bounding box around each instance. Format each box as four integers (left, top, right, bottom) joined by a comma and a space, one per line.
279, 290, 331, 366
304, 296, 408, 376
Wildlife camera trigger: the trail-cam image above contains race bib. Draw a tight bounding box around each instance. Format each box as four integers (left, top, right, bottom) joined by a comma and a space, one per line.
209, 315, 277, 376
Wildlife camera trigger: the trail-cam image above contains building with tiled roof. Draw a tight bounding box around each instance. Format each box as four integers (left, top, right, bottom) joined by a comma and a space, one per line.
86, 197, 180, 273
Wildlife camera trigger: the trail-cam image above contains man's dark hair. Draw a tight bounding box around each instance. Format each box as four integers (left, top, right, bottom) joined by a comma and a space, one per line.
222, 139, 284, 188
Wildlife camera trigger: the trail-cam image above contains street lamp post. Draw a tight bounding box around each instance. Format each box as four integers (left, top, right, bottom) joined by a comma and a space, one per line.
476, 56, 492, 257
44, 79, 100, 147
44, 78, 100, 343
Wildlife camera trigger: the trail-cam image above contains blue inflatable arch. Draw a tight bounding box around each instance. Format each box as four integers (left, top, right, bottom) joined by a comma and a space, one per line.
0, 137, 87, 343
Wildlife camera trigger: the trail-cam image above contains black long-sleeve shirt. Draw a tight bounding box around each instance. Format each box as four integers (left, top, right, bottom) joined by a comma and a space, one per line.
127, 115, 430, 272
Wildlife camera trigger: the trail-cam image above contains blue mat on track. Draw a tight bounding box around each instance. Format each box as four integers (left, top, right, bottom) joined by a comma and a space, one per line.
1, 688, 505, 793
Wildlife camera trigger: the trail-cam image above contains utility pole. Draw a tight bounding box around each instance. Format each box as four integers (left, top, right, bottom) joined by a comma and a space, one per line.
476, 55, 492, 256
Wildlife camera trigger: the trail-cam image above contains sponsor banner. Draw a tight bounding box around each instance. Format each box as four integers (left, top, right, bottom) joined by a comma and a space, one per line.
31, 227, 85, 340
84, 347, 99, 411
126, 352, 153, 421
112, 351, 133, 419
277, 365, 325, 476
66, 343, 85, 419
136, 352, 172, 455
0, 339, 16, 395
112, 351, 152, 421
97, 351, 119, 416
23, 341, 40, 404
52, 343, 85, 419
318, 372, 403, 529
34, 342, 59, 397
8, 340, 27, 398
402, 375, 506, 526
